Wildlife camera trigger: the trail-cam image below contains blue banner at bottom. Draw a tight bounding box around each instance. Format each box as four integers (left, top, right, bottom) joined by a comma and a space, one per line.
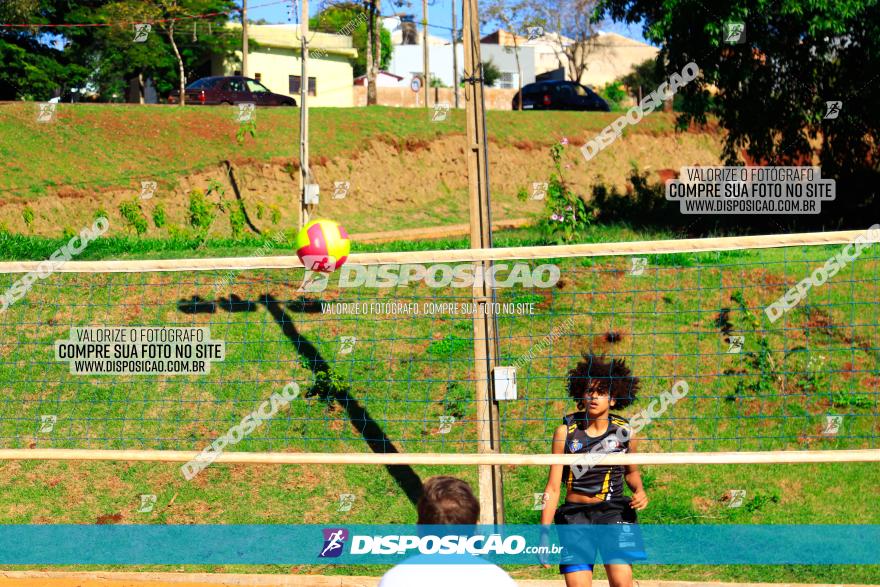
0, 525, 877, 565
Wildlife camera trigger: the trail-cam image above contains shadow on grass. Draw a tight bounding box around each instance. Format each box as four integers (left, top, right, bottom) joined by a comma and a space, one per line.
178, 292, 423, 507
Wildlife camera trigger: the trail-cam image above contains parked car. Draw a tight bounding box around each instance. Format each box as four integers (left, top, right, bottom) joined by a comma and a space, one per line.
168, 76, 297, 106
511, 81, 609, 111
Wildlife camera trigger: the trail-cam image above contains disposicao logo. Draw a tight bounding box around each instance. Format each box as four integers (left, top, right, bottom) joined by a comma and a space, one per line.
319, 528, 349, 558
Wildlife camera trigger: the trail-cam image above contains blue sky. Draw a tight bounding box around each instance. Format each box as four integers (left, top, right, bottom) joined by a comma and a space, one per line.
244, 0, 653, 46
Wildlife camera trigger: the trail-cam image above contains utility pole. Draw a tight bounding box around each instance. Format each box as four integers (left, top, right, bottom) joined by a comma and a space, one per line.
373, 0, 382, 101
299, 0, 311, 229
366, 0, 377, 105
462, 0, 504, 525
422, 0, 429, 107
241, 0, 249, 77
451, 0, 459, 108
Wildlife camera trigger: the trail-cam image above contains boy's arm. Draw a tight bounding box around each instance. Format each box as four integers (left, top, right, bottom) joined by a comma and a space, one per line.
537, 425, 567, 568
624, 435, 649, 510
540, 424, 568, 526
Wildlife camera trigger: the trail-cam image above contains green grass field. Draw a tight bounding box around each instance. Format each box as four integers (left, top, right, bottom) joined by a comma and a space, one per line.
0, 102, 724, 244
0, 102, 876, 583
0, 224, 878, 583
0, 103, 681, 199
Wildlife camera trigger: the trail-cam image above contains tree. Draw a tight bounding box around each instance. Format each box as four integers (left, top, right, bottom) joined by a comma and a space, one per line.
482, 0, 534, 110
482, 58, 501, 87
61, 0, 237, 103
597, 0, 880, 223
156, 1, 192, 105
151, 0, 238, 106
310, 2, 391, 79
484, 0, 603, 85
0, 0, 90, 100
62, 1, 168, 102
528, 0, 602, 83
618, 57, 665, 97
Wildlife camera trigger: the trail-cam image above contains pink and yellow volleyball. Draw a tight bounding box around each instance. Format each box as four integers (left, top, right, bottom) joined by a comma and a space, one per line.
295, 219, 351, 273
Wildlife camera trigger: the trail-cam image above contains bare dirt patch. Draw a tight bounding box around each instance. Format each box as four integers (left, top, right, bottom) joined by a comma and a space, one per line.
0, 133, 724, 238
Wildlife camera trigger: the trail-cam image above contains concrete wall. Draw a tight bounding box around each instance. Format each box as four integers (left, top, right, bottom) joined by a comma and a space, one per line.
353, 86, 518, 110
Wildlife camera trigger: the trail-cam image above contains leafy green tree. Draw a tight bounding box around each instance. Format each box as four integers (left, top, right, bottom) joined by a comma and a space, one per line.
0, 0, 90, 100
482, 0, 538, 109
486, 0, 603, 84
63, 1, 174, 102
599, 81, 626, 109
310, 2, 391, 78
481, 58, 501, 87
0, 0, 237, 102
618, 57, 665, 95
61, 0, 237, 103
597, 0, 880, 222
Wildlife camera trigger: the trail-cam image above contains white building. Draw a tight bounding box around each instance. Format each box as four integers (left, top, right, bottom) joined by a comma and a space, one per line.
482, 29, 659, 89
383, 19, 536, 90
214, 23, 359, 107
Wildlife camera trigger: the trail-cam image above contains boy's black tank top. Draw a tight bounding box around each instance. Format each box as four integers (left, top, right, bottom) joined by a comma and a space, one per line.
560, 412, 630, 500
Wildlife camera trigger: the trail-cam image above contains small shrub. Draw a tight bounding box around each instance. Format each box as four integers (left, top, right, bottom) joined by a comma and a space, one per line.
427, 335, 471, 356
118, 199, 148, 236
590, 165, 673, 225
236, 119, 257, 145
801, 354, 828, 395
256, 203, 265, 220
440, 382, 470, 419
599, 81, 627, 110
270, 206, 281, 225
206, 179, 225, 197
509, 293, 545, 305
282, 227, 298, 243
730, 291, 777, 395
93, 209, 108, 222
308, 369, 348, 405
188, 189, 215, 230
832, 389, 874, 408
61, 226, 75, 239
525, 142, 592, 244
167, 224, 192, 240
744, 491, 780, 513
229, 201, 246, 239
22, 207, 35, 230
152, 203, 167, 228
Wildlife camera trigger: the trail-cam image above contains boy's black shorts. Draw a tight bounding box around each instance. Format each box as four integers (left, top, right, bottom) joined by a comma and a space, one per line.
553, 497, 646, 570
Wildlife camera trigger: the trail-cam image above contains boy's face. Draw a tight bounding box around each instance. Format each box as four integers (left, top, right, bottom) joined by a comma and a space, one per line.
582, 379, 614, 417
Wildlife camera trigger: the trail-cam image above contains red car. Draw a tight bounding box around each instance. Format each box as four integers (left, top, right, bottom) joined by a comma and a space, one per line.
169, 76, 297, 106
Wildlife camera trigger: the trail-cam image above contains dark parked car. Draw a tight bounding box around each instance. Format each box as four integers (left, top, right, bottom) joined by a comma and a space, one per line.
169, 76, 297, 106
511, 81, 609, 111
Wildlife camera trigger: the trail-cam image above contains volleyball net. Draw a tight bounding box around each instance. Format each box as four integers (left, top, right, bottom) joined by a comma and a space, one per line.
0, 229, 878, 466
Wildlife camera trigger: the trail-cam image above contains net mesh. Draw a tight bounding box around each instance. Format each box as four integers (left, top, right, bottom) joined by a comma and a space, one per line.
0, 239, 878, 457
